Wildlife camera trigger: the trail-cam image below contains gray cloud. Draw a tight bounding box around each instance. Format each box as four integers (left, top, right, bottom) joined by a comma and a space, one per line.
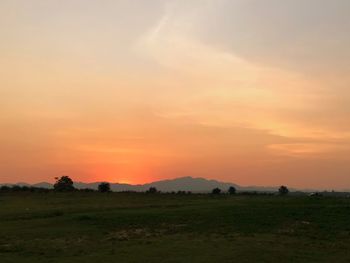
195, 0, 350, 74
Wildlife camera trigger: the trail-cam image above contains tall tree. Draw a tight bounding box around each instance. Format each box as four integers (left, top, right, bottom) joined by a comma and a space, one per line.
228, 186, 236, 195
98, 182, 111, 193
212, 188, 221, 195
278, 185, 289, 195
54, 176, 75, 192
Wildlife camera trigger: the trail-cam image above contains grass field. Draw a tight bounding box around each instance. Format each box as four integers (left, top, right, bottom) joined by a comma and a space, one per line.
1, 192, 350, 262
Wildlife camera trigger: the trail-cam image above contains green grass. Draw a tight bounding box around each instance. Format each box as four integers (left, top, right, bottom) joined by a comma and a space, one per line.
1, 192, 350, 262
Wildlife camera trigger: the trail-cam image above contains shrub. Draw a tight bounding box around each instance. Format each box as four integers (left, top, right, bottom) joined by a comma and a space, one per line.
98, 182, 111, 193
278, 185, 289, 195
146, 187, 158, 194
53, 176, 75, 192
228, 186, 236, 195
212, 188, 221, 195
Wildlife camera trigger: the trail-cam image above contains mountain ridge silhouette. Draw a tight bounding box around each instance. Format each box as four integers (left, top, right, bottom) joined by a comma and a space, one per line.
1, 176, 284, 192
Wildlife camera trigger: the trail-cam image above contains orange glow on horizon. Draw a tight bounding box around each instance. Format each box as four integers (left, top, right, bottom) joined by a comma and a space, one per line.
1, 1, 350, 190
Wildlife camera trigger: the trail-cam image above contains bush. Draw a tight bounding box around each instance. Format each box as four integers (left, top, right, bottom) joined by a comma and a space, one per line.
0, 186, 10, 192
228, 186, 236, 195
146, 187, 159, 194
54, 176, 75, 192
80, 188, 95, 193
98, 182, 111, 193
278, 185, 289, 195
12, 185, 22, 192
212, 188, 221, 195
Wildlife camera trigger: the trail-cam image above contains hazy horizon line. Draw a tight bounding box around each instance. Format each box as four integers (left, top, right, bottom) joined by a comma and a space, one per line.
1, 176, 349, 192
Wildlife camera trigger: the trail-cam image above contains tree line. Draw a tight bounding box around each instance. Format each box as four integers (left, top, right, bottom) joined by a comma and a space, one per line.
0, 176, 290, 195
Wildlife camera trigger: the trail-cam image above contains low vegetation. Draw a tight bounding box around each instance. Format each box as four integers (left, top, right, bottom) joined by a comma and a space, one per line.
1, 190, 350, 262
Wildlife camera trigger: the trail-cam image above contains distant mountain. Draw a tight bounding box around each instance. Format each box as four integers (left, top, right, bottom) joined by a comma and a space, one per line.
71, 176, 241, 192
142, 176, 239, 192
14, 182, 31, 187
33, 182, 53, 189
1, 176, 282, 193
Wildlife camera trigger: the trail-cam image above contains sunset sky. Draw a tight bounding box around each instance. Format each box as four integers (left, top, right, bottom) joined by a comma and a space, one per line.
1, 0, 350, 189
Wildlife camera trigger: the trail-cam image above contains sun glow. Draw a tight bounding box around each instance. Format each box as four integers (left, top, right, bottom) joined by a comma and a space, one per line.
1, 1, 350, 189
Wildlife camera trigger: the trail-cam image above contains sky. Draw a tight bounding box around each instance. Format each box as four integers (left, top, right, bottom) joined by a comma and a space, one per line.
1, 0, 350, 189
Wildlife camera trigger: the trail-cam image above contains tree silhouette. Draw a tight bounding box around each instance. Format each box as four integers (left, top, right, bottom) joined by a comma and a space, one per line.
147, 187, 158, 194
54, 176, 75, 192
0, 185, 10, 192
228, 186, 236, 195
278, 185, 289, 195
12, 185, 21, 192
98, 182, 111, 193
212, 188, 221, 195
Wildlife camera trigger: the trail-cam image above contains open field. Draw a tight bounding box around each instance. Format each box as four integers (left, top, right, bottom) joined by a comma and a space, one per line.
1, 192, 350, 262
